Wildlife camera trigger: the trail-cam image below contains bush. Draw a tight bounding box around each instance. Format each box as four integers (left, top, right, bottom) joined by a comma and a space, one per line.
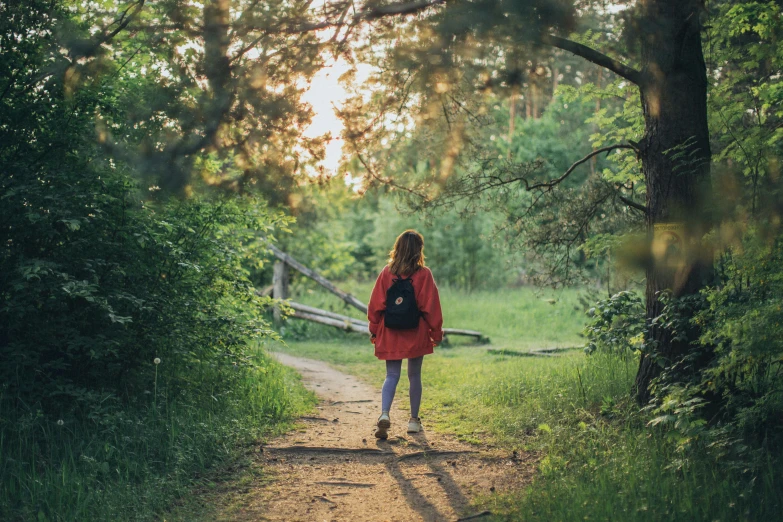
583, 290, 645, 356
0, 6, 305, 515
0, 165, 286, 412
648, 233, 783, 461
582, 242, 783, 474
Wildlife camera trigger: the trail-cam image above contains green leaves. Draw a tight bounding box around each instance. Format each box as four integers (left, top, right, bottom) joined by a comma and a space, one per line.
583, 291, 645, 356
707, 1, 783, 217
0, 3, 292, 417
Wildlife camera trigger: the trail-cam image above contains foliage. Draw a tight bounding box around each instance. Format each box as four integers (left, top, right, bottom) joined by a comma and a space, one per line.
271, 179, 518, 291
698, 236, 783, 438
558, 78, 644, 185
583, 290, 645, 355
367, 198, 514, 290
0, 1, 312, 519
71, 0, 325, 193
0, 122, 305, 518
0, 156, 288, 412
275, 179, 371, 283
644, 234, 783, 464
707, 0, 783, 215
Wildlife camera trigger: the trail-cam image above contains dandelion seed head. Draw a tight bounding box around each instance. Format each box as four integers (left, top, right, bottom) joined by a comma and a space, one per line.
57, 419, 64, 426
154, 357, 161, 365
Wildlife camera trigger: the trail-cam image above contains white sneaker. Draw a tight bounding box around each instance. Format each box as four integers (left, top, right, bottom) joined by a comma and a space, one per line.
407, 417, 422, 433
375, 412, 391, 439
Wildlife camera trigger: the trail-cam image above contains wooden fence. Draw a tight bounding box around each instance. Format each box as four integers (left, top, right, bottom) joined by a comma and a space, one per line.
266, 244, 488, 343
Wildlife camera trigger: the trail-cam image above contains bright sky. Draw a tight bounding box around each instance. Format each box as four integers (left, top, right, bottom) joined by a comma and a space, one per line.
301, 53, 375, 178
300, 58, 354, 174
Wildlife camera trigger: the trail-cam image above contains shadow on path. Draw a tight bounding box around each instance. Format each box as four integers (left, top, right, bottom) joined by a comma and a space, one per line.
203, 353, 535, 522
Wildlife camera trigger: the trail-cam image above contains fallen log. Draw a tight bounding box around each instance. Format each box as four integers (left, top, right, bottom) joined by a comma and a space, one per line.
442, 328, 489, 343
292, 310, 370, 334
288, 301, 366, 327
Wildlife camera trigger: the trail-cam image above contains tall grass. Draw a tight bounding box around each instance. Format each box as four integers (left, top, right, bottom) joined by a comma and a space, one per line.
0, 349, 314, 521
487, 355, 783, 521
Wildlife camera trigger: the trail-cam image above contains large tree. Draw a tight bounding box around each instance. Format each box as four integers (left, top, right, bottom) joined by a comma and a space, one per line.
321, 0, 713, 402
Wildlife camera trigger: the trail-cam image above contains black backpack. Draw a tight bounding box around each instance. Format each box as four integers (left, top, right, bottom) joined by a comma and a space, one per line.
384, 276, 421, 330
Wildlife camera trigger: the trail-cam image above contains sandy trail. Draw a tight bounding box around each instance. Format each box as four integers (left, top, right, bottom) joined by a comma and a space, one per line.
215, 353, 534, 522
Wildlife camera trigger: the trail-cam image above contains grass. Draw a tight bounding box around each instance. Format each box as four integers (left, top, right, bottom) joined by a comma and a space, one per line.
274, 284, 782, 521
0, 348, 316, 522
285, 282, 588, 350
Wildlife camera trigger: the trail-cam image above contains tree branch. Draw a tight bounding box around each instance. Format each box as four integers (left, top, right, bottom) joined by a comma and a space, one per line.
540, 34, 642, 86
275, 0, 642, 94
363, 0, 445, 19
355, 149, 432, 201
529, 144, 637, 191
77, 0, 146, 59
284, 0, 445, 33
618, 195, 648, 214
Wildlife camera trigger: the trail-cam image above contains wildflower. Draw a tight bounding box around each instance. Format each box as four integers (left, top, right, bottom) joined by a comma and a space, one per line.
154, 357, 161, 365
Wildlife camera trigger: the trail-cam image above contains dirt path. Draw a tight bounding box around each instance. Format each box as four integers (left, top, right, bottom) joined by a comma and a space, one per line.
213, 353, 535, 521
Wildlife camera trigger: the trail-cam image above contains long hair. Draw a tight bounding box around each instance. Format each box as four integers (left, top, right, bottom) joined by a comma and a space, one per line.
388, 230, 426, 276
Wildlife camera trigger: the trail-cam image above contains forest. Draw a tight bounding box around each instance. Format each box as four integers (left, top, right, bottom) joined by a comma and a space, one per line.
1, 0, 781, 520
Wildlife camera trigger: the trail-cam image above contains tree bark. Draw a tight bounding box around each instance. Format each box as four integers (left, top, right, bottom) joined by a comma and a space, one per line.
532, 83, 539, 119
507, 92, 516, 159
633, 0, 712, 403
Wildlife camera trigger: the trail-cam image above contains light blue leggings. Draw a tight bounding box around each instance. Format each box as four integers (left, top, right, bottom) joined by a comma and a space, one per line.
381, 357, 423, 418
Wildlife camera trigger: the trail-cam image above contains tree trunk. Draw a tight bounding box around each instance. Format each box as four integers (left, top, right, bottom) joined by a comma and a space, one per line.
634, 0, 712, 403
532, 83, 539, 119
508, 92, 516, 159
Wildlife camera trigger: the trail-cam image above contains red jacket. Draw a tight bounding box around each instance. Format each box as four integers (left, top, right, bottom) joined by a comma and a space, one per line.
368, 265, 443, 360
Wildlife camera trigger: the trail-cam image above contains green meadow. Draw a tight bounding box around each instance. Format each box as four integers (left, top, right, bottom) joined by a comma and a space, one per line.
283, 283, 588, 350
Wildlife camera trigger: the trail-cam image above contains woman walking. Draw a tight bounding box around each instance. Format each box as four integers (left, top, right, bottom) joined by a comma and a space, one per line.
368, 230, 443, 439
